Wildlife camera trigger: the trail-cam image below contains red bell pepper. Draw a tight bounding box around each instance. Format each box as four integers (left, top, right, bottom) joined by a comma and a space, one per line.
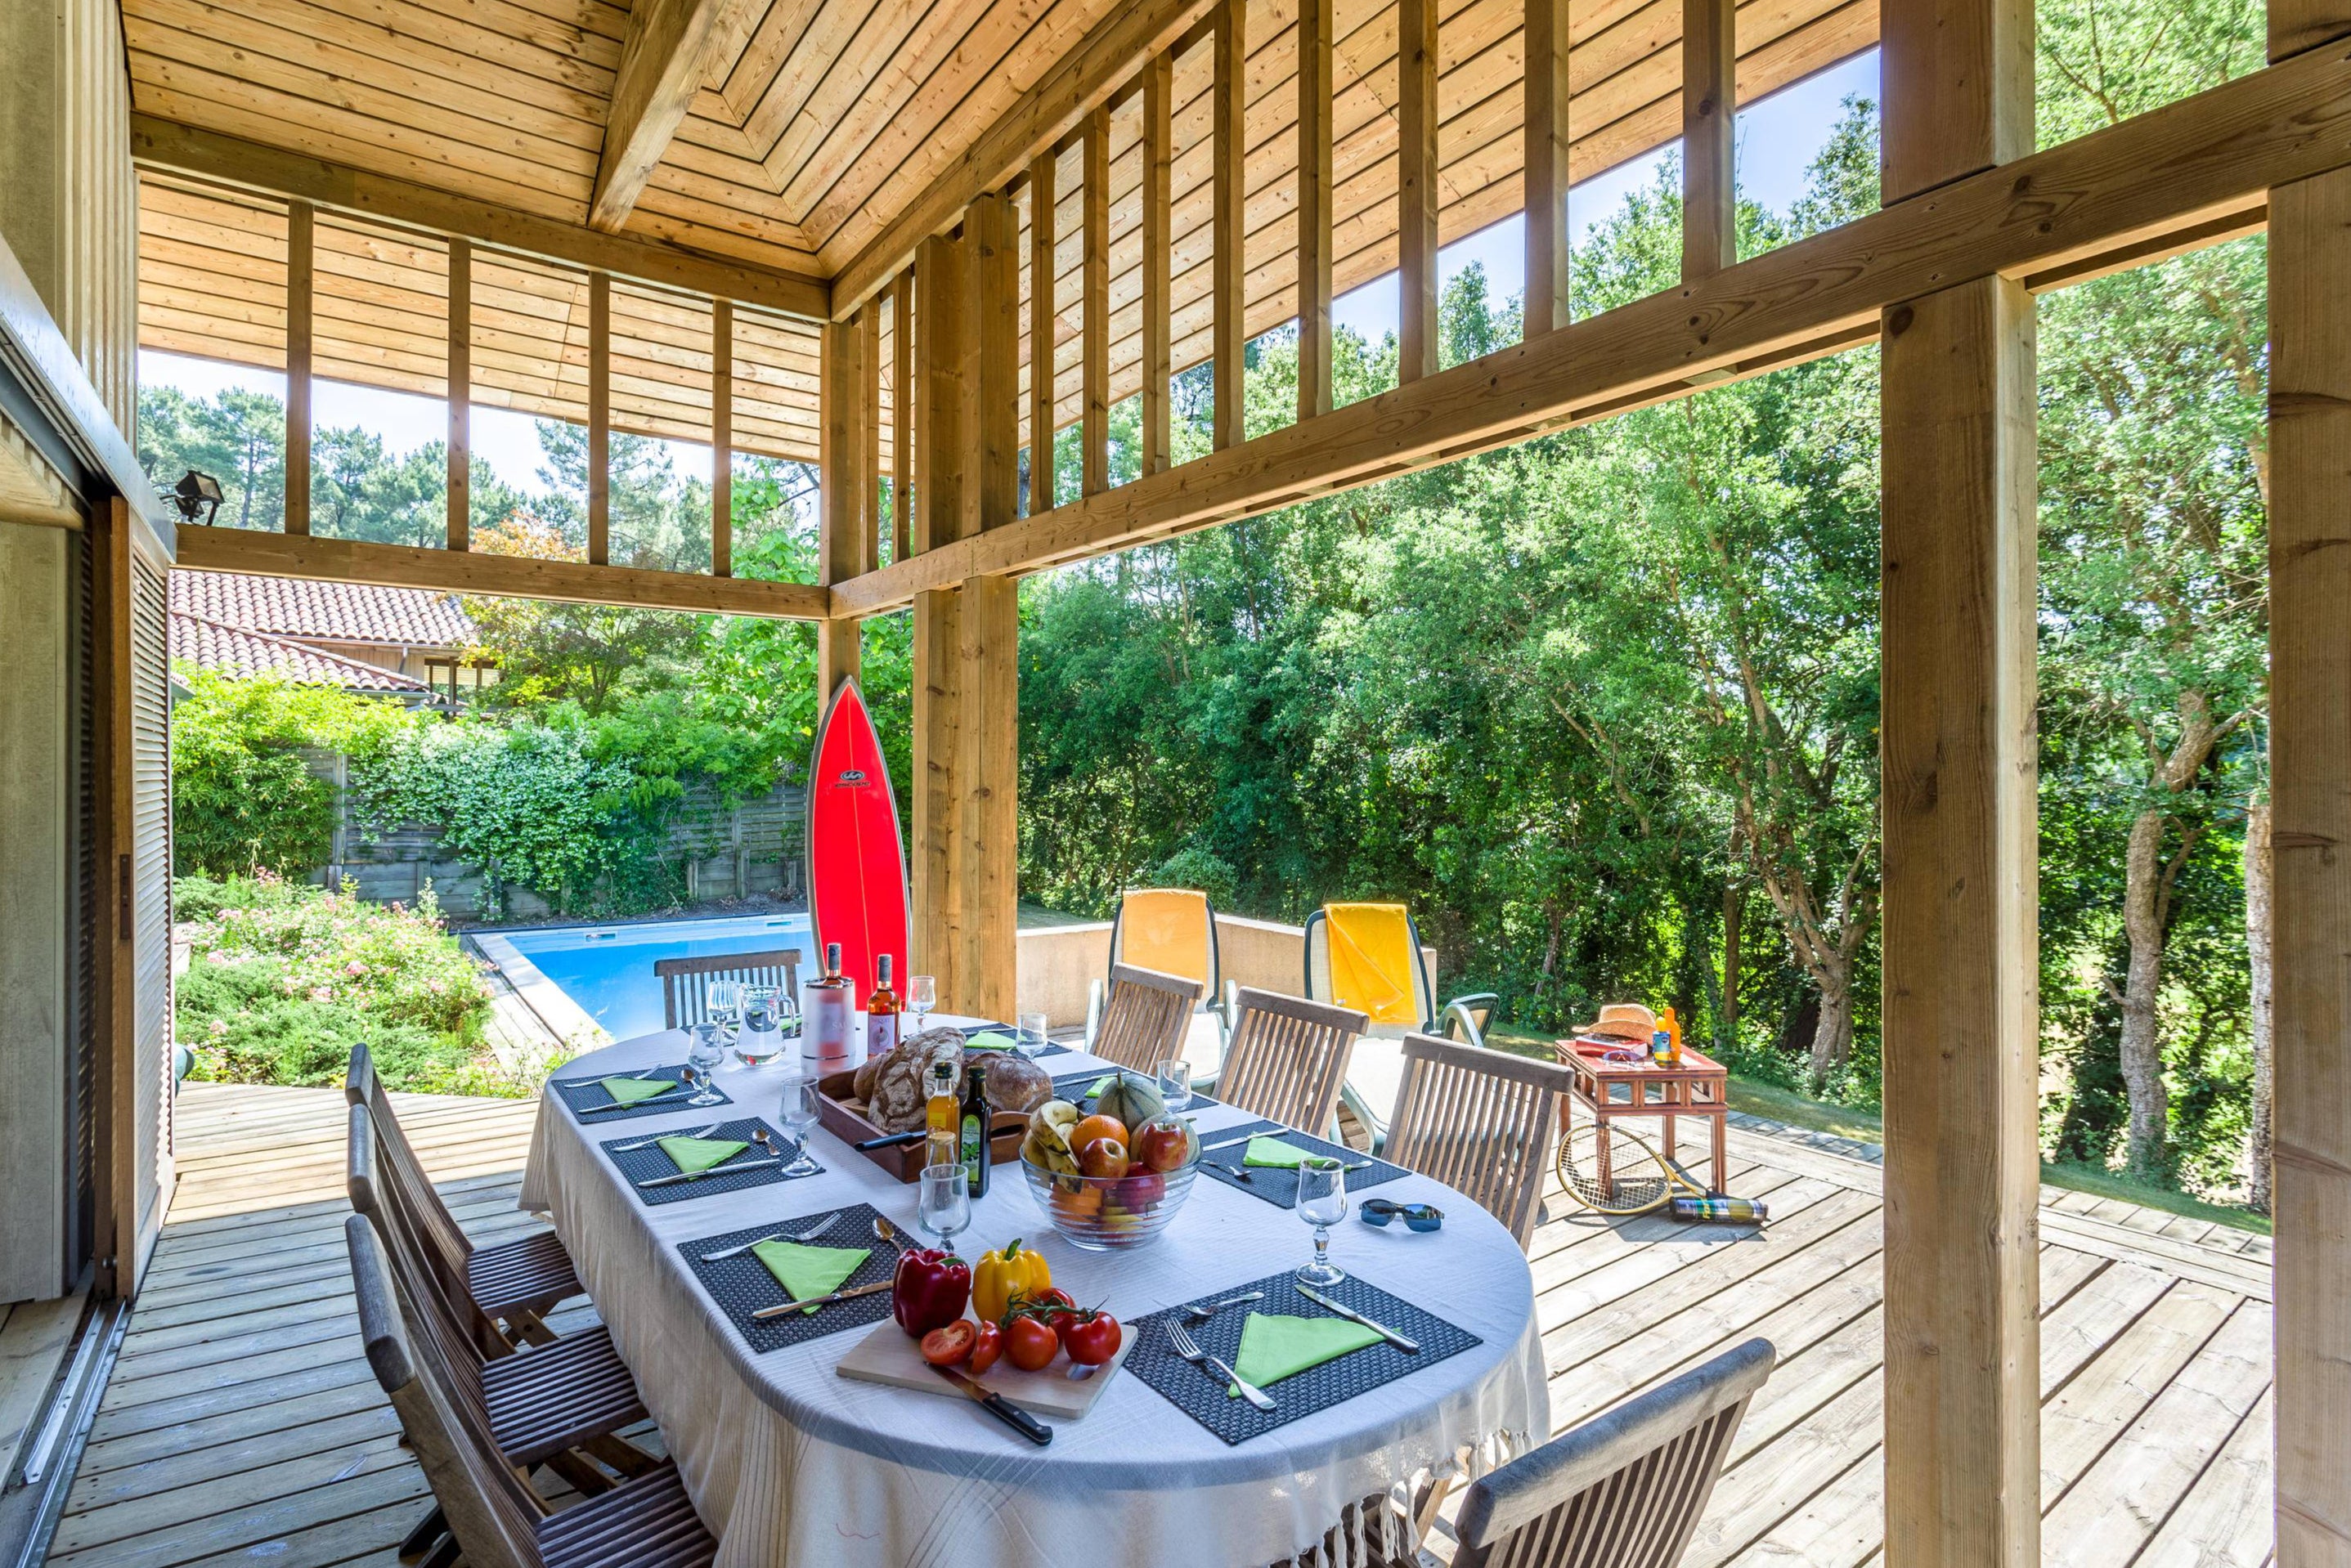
892, 1248, 971, 1337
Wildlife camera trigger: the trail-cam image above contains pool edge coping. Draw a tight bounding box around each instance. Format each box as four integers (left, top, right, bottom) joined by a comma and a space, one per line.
475, 931, 613, 1050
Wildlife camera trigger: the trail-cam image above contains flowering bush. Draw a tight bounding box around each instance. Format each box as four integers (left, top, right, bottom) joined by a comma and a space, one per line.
176, 872, 505, 1092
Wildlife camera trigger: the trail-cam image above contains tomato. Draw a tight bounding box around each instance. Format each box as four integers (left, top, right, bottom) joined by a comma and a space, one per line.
1062, 1310, 1122, 1367
920, 1320, 976, 1367
967, 1319, 1003, 1374
1004, 1314, 1061, 1372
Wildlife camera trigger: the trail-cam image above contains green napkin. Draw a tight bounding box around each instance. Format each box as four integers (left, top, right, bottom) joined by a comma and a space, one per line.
599, 1075, 680, 1107
1228, 1313, 1383, 1396
966, 1033, 1020, 1051
1242, 1136, 1322, 1168
751, 1241, 871, 1314
657, 1136, 749, 1174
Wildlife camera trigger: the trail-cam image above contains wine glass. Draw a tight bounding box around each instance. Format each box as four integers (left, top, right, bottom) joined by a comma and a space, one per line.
736, 985, 786, 1066
706, 979, 742, 1037
907, 975, 937, 1033
1154, 1056, 1192, 1113
1294, 1157, 1348, 1287
1017, 1011, 1051, 1060
777, 1074, 823, 1176
684, 1023, 728, 1106
916, 1162, 970, 1251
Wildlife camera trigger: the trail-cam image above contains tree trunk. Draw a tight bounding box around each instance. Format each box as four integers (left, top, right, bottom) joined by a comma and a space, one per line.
1721, 880, 1742, 1046
2246, 800, 2275, 1214
2118, 805, 2172, 1176
1806, 961, 1855, 1095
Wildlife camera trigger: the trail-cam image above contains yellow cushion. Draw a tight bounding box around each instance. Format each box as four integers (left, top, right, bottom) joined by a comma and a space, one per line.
1121, 889, 1214, 988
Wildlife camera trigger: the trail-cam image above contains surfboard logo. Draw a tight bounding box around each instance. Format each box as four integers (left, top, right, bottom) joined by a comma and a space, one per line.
836, 768, 868, 786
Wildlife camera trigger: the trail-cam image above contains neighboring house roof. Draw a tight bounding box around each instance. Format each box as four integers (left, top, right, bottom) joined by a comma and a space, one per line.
170, 611, 431, 693
169, 569, 478, 649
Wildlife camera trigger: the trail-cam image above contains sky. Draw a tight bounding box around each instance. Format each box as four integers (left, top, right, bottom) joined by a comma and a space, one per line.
141, 50, 1878, 500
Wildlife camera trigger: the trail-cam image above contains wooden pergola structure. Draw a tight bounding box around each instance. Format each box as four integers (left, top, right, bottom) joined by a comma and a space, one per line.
0, 0, 2344, 1554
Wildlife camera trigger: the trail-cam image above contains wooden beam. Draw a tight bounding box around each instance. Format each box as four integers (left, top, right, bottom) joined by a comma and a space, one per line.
831, 43, 2351, 616
1028, 152, 1057, 516
445, 237, 469, 552
828, 0, 1218, 318
712, 297, 732, 577
822, 313, 871, 589
953, 573, 1020, 1019
1212, 0, 1247, 450
130, 116, 829, 321
172, 526, 832, 618
1141, 52, 1174, 475
967, 194, 1021, 535
892, 269, 913, 559
1083, 108, 1111, 495
1683, 0, 1738, 279
587, 271, 610, 567
913, 232, 967, 556
590, 0, 734, 233
1297, 0, 1335, 421
1881, 0, 2033, 195
284, 200, 312, 535
1398, 0, 1441, 382
1523, 0, 1572, 336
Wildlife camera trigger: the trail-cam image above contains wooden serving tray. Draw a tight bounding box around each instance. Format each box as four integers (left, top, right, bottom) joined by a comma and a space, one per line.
834, 1316, 1132, 1418
814, 1070, 1028, 1182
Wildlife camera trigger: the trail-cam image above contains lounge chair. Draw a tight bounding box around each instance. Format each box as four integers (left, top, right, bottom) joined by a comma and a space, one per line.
1303, 903, 1501, 1149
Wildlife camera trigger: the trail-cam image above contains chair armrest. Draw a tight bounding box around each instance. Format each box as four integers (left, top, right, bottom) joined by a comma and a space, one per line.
1439, 994, 1499, 1049
1085, 977, 1106, 1048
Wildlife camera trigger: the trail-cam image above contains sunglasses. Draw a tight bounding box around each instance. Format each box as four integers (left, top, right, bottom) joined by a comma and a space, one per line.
1358, 1198, 1444, 1233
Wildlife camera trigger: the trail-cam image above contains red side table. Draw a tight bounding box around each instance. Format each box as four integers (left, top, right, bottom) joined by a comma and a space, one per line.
1552, 1037, 1730, 1191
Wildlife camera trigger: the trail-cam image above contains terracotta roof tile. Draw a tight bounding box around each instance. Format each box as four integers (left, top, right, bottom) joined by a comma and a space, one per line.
169, 569, 477, 647
170, 610, 431, 693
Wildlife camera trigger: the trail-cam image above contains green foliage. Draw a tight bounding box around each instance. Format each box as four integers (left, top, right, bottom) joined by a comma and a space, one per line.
170, 668, 409, 877
1153, 846, 1241, 908
175, 873, 502, 1093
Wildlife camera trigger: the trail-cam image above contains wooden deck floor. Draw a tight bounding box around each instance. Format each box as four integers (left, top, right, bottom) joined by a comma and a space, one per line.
47, 1084, 2273, 1568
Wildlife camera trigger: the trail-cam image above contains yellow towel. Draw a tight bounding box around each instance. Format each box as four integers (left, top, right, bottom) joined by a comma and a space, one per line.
1323, 903, 1421, 1027
1121, 889, 1214, 988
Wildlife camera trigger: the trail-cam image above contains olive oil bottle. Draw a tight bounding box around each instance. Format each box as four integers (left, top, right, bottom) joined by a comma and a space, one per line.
959, 1063, 990, 1198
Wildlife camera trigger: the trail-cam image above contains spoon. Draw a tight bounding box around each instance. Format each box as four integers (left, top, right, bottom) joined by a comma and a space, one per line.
1184, 1291, 1265, 1322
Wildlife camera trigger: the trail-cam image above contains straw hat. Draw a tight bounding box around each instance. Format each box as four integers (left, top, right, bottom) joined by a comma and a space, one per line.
1578, 1001, 1659, 1042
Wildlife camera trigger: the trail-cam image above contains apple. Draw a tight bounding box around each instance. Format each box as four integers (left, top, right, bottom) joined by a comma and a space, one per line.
1133, 1117, 1191, 1173
1117, 1170, 1165, 1207
1077, 1136, 1130, 1178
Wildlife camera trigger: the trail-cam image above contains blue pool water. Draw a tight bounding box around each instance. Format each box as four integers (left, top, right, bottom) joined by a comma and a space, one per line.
500, 914, 819, 1040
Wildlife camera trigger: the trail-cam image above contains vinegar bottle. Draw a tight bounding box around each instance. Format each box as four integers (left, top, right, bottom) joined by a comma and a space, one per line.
924, 1060, 959, 1170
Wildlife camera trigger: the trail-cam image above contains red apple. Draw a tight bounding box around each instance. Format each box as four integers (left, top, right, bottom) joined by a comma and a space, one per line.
1117, 1170, 1166, 1207
1133, 1117, 1191, 1173
1077, 1136, 1130, 1178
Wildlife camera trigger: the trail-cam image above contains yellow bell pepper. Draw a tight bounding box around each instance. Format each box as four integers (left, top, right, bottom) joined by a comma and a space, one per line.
972, 1238, 1052, 1323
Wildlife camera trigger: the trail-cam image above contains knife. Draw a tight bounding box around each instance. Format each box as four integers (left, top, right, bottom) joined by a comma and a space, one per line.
1294, 1282, 1420, 1352
750, 1279, 892, 1319
637, 1158, 781, 1189
580, 1086, 693, 1113
930, 1364, 1053, 1445
855, 1124, 1024, 1151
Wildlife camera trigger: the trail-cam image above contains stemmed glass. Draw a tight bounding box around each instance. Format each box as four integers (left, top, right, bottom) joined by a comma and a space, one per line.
1017, 1011, 1051, 1060
1294, 1157, 1348, 1287
706, 979, 742, 1036
1154, 1057, 1193, 1114
916, 1162, 970, 1251
907, 975, 937, 1034
684, 1023, 728, 1106
776, 1075, 823, 1176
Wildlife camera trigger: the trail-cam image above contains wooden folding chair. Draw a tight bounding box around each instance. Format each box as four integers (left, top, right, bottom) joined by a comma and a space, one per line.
348, 1042, 581, 1350
345, 1214, 716, 1568
1085, 962, 1204, 1073
1383, 1034, 1575, 1248
1449, 1338, 1775, 1568
1217, 988, 1367, 1136
656, 947, 802, 1030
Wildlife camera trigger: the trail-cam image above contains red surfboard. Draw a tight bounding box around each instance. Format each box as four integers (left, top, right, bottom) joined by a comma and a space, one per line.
806, 677, 911, 1003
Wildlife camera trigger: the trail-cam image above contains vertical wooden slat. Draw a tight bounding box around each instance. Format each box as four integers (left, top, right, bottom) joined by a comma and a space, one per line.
967, 193, 1021, 535
1523, 0, 1571, 337
1027, 152, 1057, 517
1297, 0, 1335, 421
819, 310, 871, 695
1141, 52, 1174, 475
859, 302, 882, 573
1682, 0, 1737, 279
1398, 0, 1441, 381
445, 236, 470, 551
892, 268, 914, 561
1878, 0, 2038, 1557
587, 271, 610, 566
956, 573, 1020, 1020
711, 297, 732, 577
1083, 108, 1111, 495
284, 200, 313, 535
1212, 0, 1247, 449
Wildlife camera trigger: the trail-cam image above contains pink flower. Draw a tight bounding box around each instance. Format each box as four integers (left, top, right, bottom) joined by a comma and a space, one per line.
345, 961, 367, 977
309, 985, 334, 1004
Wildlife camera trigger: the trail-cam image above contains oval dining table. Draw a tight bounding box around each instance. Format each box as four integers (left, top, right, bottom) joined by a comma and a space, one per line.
520, 1019, 1547, 1568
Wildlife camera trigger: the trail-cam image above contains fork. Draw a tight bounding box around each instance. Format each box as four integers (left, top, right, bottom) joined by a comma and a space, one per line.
701, 1212, 841, 1261
1166, 1320, 1276, 1412
614, 1122, 720, 1153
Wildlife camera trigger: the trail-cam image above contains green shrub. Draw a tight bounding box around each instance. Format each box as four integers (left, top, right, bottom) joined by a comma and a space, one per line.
170, 668, 410, 878
1151, 846, 1241, 910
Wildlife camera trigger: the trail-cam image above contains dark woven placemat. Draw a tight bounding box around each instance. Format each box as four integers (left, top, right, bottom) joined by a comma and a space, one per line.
1124, 1270, 1482, 1445
600, 1116, 823, 1206
1051, 1069, 1220, 1112
680, 1202, 898, 1351
1191, 1121, 1410, 1207
551, 1066, 731, 1122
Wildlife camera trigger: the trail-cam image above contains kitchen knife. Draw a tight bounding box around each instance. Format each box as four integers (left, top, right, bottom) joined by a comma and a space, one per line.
1294, 1281, 1420, 1352
855, 1124, 1025, 1151
930, 1364, 1052, 1445
750, 1279, 893, 1319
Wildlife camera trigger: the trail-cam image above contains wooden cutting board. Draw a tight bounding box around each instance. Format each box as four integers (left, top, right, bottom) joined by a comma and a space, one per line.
834, 1318, 1133, 1418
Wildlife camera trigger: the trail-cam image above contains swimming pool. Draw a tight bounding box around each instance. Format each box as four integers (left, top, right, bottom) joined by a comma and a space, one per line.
496, 913, 819, 1040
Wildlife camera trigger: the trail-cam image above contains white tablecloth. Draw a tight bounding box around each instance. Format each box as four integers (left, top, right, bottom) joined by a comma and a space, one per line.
521, 1024, 1547, 1568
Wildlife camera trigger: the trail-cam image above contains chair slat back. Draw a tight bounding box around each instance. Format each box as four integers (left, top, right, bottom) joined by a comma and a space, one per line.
347, 1104, 499, 1405
346, 1213, 545, 1568
657, 948, 803, 1030
1088, 963, 1204, 1073
1383, 1034, 1573, 1248
1453, 1339, 1775, 1568
347, 1044, 475, 1290
1218, 988, 1366, 1135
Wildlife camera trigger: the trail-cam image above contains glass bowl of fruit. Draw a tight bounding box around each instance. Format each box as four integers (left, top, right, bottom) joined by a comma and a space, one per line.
1017, 1082, 1200, 1252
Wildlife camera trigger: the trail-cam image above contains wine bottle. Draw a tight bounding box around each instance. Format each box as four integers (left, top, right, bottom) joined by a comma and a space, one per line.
805, 941, 855, 1073
959, 1064, 991, 1198
865, 954, 902, 1058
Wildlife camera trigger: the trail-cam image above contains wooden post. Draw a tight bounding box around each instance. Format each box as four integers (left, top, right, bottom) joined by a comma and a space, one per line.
1878, 0, 2038, 1560
588, 271, 611, 566
966, 192, 1021, 536
1523, 0, 1571, 337
1211, 0, 1246, 449
913, 230, 969, 991
819, 311, 871, 695
1298, 0, 1334, 421
712, 297, 732, 577
285, 200, 313, 534
446, 237, 470, 550
1398, 0, 1441, 381
1083, 108, 1110, 495
953, 572, 1020, 1021
892, 269, 914, 560
1683, 0, 1736, 279
1028, 151, 1057, 517
1141, 52, 1173, 475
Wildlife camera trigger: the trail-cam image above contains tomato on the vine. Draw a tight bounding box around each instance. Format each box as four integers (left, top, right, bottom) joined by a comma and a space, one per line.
919, 1320, 976, 1367
1061, 1310, 1122, 1366
1003, 1314, 1061, 1372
